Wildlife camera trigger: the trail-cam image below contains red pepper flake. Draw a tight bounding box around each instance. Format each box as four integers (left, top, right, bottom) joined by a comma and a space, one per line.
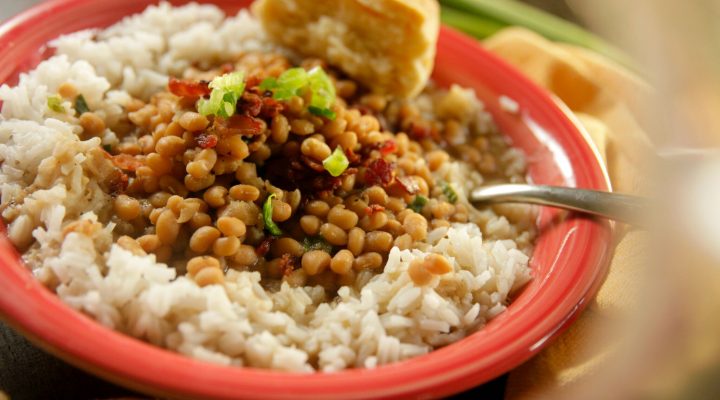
395, 176, 419, 195
168, 77, 210, 98
364, 158, 395, 187
255, 237, 275, 257
364, 204, 386, 216
196, 133, 218, 149
111, 154, 144, 172
378, 140, 397, 155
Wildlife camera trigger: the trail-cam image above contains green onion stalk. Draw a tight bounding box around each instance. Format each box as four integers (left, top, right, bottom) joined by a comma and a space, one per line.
439, 0, 635, 70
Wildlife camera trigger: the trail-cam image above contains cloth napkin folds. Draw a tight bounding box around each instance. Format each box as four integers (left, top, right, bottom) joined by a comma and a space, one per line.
482, 27, 653, 399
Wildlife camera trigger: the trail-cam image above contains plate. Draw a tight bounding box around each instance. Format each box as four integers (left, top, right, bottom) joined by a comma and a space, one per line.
0, 1, 613, 398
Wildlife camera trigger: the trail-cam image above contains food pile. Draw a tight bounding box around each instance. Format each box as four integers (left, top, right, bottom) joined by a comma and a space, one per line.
0, 3, 534, 371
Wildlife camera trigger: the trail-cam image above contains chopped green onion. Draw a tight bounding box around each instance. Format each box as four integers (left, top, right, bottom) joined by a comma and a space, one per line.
440, 6, 506, 38
272, 88, 296, 101
322, 147, 349, 177
264, 67, 336, 118
210, 70, 246, 94
308, 106, 336, 120
197, 89, 223, 116
262, 193, 283, 236
259, 77, 278, 91
197, 71, 246, 117
441, 181, 459, 204
277, 68, 309, 93
308, 67, 336, 110
47, 95, 64, 113
74, 94, 89, 115
409, 195, 428, 213
439, 0, 634, 70
302, 236, 334, 254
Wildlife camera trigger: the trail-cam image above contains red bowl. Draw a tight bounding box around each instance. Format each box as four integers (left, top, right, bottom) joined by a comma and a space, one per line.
0, 1, 613, 399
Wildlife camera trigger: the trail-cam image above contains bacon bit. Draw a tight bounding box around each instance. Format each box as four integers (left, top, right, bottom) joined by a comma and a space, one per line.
260, 97, 283, 118
364, 204, 386, 216
245, 75, 262, 89
168, 77, 210, 98
308, 175, 342, 192
395, 176, 419, 195
311, 176, 342, 192
378, 140, 397, 155
345, 148, 361, 164
279, 253, 296, 276
62, 219, 103, 237
196, 133, 218, 149
267, 154, 347, 194
365, 158, 395, 187
301, 154, 326, 173
408, 122, 432, 140
256, 237, 275, 257
220, 63, 235, 74
108, 171, 129, 195
239, 92, 263, 117
355, 105, 373, 116
111, 154, 144, 172
215, 114, 265, 136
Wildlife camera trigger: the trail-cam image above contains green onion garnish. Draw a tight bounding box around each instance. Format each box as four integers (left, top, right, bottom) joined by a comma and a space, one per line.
307, 67, 335, 110
302, 236, 334, 254
439, 0, 634, 70
322, 147, 349, 177
409, 195, 428, 213
74, 94, 89, 115
210, 71, 246, 94
262, 193, 283, 236
197, 71, 246, 117
263, 67, 337, 119
277, 68, 308, 93
47, 95, 64, 113
441, 181, 459, 204
308, 106, 336, 120
259, 77, 278, 91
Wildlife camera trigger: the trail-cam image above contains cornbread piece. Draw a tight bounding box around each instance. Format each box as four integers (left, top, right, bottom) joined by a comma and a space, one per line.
253, 0, 439, 98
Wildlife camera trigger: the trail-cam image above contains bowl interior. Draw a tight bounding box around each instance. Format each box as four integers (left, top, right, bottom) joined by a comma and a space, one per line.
0, 1, 613, 399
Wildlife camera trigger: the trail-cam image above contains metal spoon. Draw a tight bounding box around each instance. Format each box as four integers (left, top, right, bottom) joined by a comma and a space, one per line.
469, 184, 649, 226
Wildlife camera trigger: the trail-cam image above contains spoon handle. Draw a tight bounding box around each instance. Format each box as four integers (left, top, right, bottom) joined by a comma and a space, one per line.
469, 184, 649, 226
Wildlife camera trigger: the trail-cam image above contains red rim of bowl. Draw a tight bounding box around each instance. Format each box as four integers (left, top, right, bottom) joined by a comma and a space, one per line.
0, 1, 614, 399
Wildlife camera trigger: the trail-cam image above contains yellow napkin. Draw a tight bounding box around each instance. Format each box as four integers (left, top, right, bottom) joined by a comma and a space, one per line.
482, 27, 653, 399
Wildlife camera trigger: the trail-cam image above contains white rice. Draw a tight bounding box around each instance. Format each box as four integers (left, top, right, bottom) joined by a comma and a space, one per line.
0, 3, 533, 371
